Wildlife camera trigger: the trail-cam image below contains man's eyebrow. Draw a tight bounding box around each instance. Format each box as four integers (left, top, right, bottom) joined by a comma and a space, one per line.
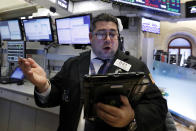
96, 29, 106, 32
110, 29, 118, 32
96, 29, 118, 32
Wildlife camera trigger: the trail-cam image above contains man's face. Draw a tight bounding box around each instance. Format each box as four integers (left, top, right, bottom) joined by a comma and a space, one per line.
89, 21, 119, 59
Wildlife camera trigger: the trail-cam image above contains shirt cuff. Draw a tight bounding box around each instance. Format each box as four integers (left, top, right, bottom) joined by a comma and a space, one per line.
35, 80, 51, 97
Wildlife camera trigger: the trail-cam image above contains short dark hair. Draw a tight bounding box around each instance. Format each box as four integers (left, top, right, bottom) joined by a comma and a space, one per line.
90, 13, 119, 32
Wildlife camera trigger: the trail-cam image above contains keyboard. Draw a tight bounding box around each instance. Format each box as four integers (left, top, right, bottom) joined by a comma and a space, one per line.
0, 77, 21, 84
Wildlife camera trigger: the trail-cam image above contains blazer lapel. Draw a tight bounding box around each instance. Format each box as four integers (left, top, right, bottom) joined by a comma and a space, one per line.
107, 50, 130, 73
78, 51, 90, 77
107, 60, 119, 73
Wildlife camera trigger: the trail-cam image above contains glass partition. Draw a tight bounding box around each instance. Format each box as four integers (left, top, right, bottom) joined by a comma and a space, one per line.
151, 60, 196, 122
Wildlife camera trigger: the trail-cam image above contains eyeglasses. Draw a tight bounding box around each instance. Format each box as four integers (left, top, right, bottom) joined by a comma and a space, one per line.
93, 31, 118, 40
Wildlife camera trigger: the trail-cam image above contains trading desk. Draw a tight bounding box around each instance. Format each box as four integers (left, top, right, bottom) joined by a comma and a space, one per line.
0, 81, 59, 131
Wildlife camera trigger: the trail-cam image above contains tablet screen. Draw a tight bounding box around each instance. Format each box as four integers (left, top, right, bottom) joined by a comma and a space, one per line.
10, 67, 24, 80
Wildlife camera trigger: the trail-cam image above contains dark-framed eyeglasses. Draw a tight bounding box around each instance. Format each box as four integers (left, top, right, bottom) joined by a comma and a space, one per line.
93, 31, 119, 40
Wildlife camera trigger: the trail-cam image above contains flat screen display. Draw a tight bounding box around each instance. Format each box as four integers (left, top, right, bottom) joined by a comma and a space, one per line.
0, 19, 23, 41
10, 67, 24, 80
186, 1, 196, 18
112, 0, 180, 15
142, 17, 160, 34
57, 0, 68, 10
55, 14, 91, 45
22, 17, 54, 42
7, 41, 26, 62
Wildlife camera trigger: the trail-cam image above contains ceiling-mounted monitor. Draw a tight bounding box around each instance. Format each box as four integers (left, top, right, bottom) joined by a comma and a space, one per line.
55, 14, 91, 45
22, 17, 54, 42
186, 1, 196, 18
112, 0, 180, 15
142, 17, 160, 34
0, 19, 23, 41
57, 0, 68, 10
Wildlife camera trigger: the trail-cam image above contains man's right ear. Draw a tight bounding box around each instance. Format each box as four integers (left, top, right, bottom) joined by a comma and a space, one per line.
89, 32, 93, 40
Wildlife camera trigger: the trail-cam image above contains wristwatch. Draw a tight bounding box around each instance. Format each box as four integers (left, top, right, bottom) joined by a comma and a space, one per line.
128, 118, 137, 131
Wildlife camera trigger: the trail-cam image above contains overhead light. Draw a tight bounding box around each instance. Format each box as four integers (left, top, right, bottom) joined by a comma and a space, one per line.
57, 0, 68, 9
20, 17, 26, 20
49, 0, 56, 3
28, 16, 33, 19
73, 1, 112, 13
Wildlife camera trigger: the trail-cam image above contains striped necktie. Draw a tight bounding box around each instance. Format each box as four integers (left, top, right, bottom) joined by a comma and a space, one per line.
89, 58, 111, 75
96, 58, 110, 75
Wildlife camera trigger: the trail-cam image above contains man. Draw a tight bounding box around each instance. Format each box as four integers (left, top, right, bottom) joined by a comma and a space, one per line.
19, 13, 168, 131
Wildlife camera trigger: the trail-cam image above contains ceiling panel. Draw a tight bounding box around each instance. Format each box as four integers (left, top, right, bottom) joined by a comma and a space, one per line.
0, 0, 30, 12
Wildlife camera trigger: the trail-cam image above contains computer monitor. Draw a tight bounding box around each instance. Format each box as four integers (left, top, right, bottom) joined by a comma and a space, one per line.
55, 14, 91, 45
22, 17, 54, 42
10, 67, 24, 80
0, 19, 23, 41
142, 17, 160, 34
57, 0, 68, 10
7, 41, 26, 62
186, 1, 196, 18
111, 0, 180, 16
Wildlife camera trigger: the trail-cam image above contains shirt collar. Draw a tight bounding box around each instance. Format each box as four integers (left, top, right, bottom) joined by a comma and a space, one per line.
90, 50, 98, 61
90, 50, 115, 62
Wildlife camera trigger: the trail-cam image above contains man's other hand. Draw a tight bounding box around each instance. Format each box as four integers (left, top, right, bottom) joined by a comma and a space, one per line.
96, 95, 135, 127
18, 57, 48, 93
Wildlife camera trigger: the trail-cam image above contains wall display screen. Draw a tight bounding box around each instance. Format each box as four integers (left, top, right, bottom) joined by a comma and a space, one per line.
57, 0, 68, 10
55, 14, 91, 45
112, 0, 180, 15
0, 19, 23, 41
142, 17, 160, 34
186, 1, 196, 18
22, 17, 54, 42
7, 41, 26, 62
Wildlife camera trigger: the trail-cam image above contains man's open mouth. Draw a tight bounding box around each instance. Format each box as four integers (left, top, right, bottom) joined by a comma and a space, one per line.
103, 47, 111, 50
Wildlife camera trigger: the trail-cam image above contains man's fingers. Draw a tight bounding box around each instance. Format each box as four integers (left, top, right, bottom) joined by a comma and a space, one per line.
18, 57, 26, 67
18, 58, 32, 75
96, 107, 117, 122
96, 103, 118, 119
96, 103, 119, 126
28, 58, 39, 68
96, 96, 134, 128
18, 57, 23, 65
18, 58, 27, 70
96, 103, 119, 117
120, 95, 130, 107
